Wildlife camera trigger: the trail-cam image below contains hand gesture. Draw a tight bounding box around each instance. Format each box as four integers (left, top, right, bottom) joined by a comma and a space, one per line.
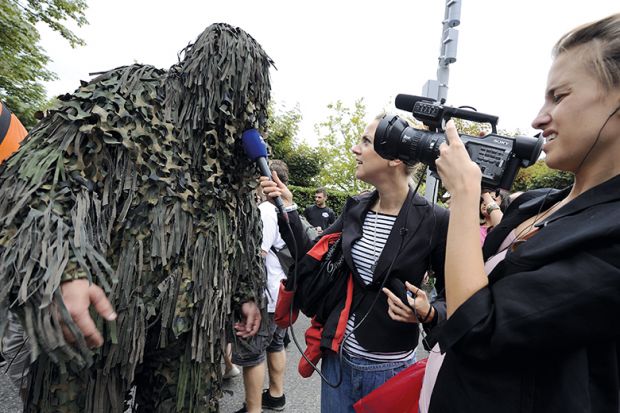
383, 281, 434, 324
435, 120, 482, 198
259, 171, 293, 207
60, 279, 116, 348
233, 301, 262, 338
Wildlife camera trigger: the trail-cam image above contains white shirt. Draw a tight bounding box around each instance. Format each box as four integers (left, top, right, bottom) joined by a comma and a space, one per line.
258, 202, 287, 312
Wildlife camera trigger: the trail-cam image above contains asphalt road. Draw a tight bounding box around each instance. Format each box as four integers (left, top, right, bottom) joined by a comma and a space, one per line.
219, 314, 321, 413
0, 316, 321, 413
1, 315, 428, 413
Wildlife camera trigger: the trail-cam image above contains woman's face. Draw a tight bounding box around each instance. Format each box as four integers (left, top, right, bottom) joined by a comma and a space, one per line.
531, 46, 620, 173
351, 119, 389, 184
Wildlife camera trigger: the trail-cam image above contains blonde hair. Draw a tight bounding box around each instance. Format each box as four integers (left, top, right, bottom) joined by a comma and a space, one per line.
553, 13, 620, 89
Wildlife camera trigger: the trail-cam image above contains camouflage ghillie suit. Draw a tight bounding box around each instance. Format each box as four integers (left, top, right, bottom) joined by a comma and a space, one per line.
0, 23, 273, 412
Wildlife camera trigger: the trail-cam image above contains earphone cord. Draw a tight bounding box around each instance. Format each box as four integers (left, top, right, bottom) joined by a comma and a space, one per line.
575, 105, 620, 175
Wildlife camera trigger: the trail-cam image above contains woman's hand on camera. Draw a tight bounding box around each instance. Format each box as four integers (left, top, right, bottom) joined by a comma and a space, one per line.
383, 281, 433, 324
435, 120, 481, 199
259, 171, 293, 207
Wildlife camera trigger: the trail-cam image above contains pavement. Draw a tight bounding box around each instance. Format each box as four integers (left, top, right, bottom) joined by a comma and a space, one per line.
0, 363, 22, 413
1, 314, 428, 413
219, 315, 322, 413
0, 316, 321, 413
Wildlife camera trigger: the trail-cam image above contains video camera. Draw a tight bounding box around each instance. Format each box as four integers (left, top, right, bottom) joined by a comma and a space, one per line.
374, 94, 543, 190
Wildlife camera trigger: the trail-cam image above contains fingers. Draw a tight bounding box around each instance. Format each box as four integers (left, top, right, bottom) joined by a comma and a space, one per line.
404, 281, 427, 298
405, 281, 428, 307
235, 301, 262, 338
385, 295, 418, 324
382, 288, 409, 310
443, 119, 463, 147
382, 287, 399, 302
271, 170, 282, 185
72, 305, 104, 348
89, 284, 117, 321
245, 309, 261, 336
60, 279, 115, 349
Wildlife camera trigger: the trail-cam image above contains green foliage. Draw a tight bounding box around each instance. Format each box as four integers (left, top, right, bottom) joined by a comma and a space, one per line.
316, 99, 371, 193
453, 118, 488, 137
513, 159, 574, 191
0, 0, 88, 128
267, 102, 322, 186
289, 185, 352, 217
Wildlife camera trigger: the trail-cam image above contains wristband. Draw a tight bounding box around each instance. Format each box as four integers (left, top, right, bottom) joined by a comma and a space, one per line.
486, 203, 501, 213
283, 203, 298, 213
60, 271, 88, 283
419, 305, 434, 324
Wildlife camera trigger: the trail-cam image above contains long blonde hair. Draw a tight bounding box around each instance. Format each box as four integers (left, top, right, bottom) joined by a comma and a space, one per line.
554, 13, 620, 89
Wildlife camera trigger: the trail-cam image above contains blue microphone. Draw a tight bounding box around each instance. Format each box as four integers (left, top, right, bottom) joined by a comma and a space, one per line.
242, 129, 287, 217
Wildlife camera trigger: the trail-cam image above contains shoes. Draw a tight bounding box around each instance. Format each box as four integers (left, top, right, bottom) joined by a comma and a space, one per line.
223, 364, 241, 379
262, 389, 286, 411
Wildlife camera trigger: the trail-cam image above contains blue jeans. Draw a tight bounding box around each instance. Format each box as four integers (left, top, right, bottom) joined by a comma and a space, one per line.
320, 350, 415, 413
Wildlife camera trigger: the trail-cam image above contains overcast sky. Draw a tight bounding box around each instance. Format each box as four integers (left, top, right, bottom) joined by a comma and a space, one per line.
39, 1, 619, 144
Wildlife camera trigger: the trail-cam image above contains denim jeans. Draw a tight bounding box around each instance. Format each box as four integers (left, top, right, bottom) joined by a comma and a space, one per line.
320, 350, 415, 413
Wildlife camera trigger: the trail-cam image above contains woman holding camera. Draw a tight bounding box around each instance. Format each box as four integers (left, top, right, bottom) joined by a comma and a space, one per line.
429, 13, 620, 412
260, 114, 449, 412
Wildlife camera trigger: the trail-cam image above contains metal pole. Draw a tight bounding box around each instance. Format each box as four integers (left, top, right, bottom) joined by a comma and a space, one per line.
422, 0, 461, 202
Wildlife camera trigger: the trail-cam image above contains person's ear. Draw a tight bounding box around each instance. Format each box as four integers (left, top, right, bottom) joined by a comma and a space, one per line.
388, 159, 403, 168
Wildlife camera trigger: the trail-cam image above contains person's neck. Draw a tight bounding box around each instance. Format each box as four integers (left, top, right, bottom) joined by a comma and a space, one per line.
373, 181, 409, 215
316, 203, 326, 208
569, 161, 620, 201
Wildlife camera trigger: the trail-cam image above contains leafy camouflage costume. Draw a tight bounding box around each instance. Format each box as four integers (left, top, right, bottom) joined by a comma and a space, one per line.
0, 23, 273, 412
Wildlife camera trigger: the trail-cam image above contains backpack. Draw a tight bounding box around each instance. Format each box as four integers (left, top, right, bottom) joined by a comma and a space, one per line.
271, 215, 319, 276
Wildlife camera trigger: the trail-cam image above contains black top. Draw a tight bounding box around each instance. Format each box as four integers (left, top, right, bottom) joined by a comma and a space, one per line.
281, 188, 449, 353
303, 204, 336, 230
430, 174, 620, 413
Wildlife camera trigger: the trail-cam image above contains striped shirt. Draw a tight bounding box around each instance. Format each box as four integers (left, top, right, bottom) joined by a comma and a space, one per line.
343, 211, 415, 362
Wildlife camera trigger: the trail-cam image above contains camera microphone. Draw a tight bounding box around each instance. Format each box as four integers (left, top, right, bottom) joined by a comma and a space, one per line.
396, 94, 499, 127
242, 129, 288, 219
395, 94, 434, 112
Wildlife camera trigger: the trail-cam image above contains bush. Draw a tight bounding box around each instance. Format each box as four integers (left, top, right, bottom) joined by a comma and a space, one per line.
289, 185, 353, 217
513, 160, 574, 192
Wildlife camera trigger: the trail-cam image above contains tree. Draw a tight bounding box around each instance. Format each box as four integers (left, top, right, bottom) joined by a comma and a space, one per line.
513, 159, 574, 191
0, 0, 88, 128
266, 102, 322, 187
316, 99, 370, 193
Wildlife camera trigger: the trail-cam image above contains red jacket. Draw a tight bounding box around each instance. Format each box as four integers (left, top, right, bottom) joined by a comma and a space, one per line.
274, 232, 354, 377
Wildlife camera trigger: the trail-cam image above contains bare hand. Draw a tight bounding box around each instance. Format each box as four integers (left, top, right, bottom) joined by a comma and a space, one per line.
259, 171, 293, 206
383, 281, 433, 324
234, 301, 261, 338
60, 279, 116, 348
435, 120, 482, 198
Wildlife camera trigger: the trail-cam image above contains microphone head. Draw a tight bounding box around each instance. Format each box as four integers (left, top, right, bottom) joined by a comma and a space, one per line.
242, 129, 268, 160
395, 94, 436, 112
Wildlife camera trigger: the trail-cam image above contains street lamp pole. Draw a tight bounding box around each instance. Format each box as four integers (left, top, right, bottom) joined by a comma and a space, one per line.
421, 0, 462, 202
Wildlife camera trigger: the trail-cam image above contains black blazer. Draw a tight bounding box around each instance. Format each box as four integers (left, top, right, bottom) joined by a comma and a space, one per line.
282, 188, 449, 353
431, 174, 620, 413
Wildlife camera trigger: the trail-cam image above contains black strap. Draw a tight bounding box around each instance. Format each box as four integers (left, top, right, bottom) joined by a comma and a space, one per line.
0, 102, 12, 147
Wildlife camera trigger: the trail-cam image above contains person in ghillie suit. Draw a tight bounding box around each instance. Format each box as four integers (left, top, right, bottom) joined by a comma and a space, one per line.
0, 23, 274, 412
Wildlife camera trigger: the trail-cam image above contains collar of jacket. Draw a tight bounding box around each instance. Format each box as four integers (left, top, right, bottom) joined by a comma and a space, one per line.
483, 173, 620, 261
341, 187, 431, 286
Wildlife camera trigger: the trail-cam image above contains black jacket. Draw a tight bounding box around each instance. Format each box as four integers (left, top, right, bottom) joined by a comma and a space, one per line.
281, 188, 449, 353
430, 174, 620, 413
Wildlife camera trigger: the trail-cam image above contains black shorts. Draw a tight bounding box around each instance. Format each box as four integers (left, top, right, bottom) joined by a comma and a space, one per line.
230, 312, 286, 367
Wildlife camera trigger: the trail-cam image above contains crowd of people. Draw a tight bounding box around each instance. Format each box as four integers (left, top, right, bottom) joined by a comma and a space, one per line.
1, 10, 619, 413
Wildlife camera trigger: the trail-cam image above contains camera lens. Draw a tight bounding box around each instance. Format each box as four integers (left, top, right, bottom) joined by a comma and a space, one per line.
374, 114, 444, 168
